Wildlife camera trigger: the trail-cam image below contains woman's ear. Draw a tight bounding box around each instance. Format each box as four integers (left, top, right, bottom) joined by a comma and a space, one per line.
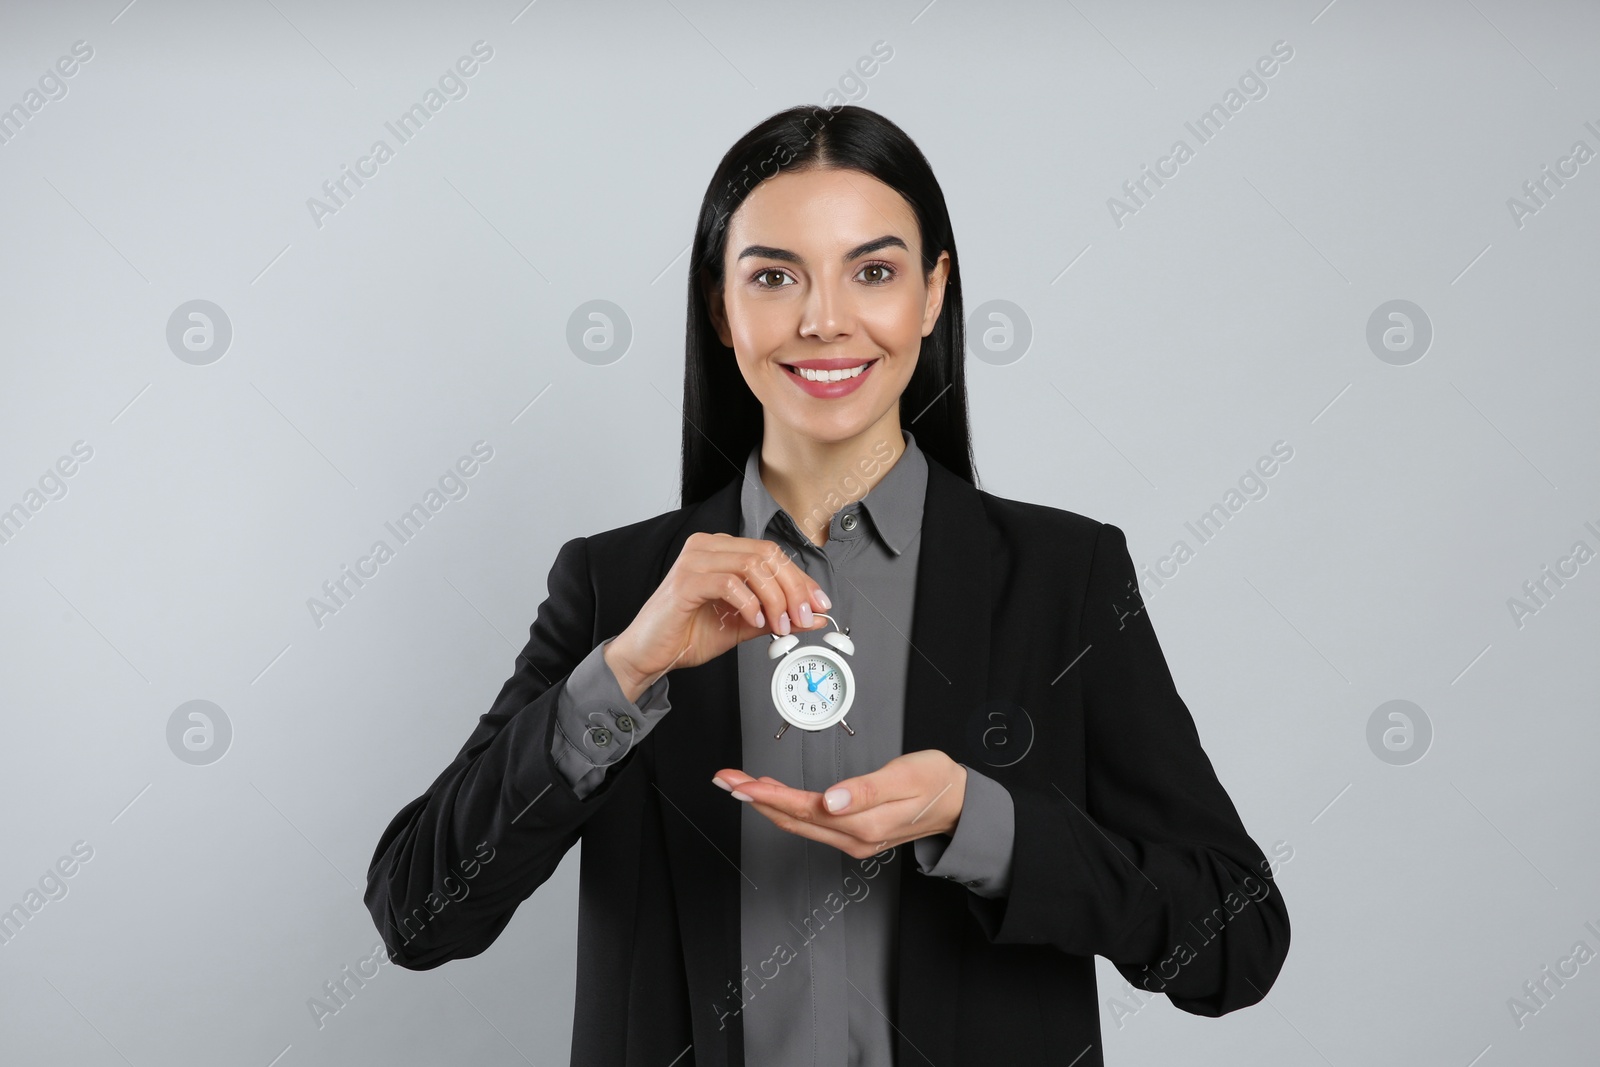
922, 250, 951, 337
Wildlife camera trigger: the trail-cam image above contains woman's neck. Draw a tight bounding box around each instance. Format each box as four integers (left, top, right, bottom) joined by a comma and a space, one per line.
757, 418, 905, 547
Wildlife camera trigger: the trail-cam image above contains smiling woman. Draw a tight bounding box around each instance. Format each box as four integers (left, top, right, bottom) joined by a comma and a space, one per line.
698, 165, 951, 542
365, 104, 1289, 1067
682, 112, 969, 508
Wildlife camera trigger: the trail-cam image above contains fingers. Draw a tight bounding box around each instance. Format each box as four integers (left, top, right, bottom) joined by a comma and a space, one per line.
710, 771, 785, 792
752, 539, 831, 633
744, 795, 903, 860
749, 799, 883, 857
709, 769, 910, 859
627, 532, 834, 681
686, 536, 831, 637
697, 569, 771, 633
721, 541, 824, 635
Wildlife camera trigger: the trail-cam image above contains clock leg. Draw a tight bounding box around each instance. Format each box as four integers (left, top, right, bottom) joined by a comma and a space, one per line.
774, 723, 790, 741
838, 719, 855, 737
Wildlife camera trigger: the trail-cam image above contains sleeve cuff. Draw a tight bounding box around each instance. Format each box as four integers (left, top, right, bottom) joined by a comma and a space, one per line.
912, 764, 1015, 899
550, 635, 672, 799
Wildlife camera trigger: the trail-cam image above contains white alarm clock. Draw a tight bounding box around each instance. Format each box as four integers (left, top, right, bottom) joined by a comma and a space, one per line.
767, 613, 857, 740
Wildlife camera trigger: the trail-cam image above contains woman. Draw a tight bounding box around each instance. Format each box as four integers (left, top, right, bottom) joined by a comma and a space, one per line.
365, 104, 1290, 1066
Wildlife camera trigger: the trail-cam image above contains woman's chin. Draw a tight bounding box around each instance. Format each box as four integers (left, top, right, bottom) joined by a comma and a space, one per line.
781, 409, 884, 445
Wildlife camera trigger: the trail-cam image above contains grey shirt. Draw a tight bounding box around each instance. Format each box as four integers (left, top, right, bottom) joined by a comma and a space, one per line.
549, 427, 1015, 1066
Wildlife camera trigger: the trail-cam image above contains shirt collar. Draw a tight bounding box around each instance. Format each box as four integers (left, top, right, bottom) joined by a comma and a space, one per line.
739, 427, 927, 555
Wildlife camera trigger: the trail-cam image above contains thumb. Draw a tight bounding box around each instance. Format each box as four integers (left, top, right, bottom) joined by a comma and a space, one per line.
823, 772, 877, 814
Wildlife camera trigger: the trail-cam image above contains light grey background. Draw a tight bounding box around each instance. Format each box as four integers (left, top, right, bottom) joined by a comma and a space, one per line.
2, 0, 1596, 1064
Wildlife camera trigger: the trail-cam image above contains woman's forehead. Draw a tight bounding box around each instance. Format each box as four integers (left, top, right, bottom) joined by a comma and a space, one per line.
728, 171, 918, 258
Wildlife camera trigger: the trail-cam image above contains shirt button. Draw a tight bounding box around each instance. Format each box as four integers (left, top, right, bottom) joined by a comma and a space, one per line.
613, 712, 636, 732
591, 727, 612, 748
840, 513, 858, 531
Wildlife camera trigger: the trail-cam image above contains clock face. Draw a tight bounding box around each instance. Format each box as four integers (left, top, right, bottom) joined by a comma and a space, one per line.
771, 646, 855, 731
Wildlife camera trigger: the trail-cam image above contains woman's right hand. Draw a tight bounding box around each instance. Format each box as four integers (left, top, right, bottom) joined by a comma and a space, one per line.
603, 532, 832, 700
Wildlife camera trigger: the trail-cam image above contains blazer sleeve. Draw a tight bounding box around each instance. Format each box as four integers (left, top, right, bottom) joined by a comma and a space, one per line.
964, 521, 1291, 1016
364, 535, 650, 970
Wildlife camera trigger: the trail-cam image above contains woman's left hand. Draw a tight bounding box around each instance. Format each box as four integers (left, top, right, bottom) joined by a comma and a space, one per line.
712, 750, 967, 860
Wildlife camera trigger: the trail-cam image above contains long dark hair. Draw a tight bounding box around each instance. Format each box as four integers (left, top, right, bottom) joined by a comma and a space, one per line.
679, 104, 976, 507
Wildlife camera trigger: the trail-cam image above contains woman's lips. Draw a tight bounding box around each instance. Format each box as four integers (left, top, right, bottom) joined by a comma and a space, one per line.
782, 358, 879, 399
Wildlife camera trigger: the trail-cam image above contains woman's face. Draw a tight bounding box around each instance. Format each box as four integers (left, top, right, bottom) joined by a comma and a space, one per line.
708, 166, 950, 447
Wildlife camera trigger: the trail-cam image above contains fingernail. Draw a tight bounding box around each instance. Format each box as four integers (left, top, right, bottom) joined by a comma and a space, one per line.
777, 611, 790, 635
712, 777, 732, 791
814, 589, 832, 610
754, 609, 765, 628
824, 788, 850, 813
730, 790, 754, 802
797, 602, 813, 627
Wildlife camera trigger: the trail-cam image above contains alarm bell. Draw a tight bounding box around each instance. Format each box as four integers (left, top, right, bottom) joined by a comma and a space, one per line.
766, 618, 854, 658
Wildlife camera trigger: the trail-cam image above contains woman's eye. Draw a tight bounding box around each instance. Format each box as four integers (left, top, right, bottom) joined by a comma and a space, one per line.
857, 262, 896, 285
754, 269, 791, 289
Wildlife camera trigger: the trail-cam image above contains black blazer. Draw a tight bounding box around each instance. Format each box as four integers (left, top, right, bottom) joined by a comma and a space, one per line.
365, 453, 1291, 1066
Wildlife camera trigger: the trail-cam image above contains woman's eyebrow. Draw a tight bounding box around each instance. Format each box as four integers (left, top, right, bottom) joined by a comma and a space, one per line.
737, 235, 908, 265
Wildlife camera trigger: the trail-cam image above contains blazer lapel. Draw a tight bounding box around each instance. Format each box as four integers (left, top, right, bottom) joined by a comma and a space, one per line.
894, 455, 992, 1065
649, 474, 747, 1067
648, 454, 990, 1067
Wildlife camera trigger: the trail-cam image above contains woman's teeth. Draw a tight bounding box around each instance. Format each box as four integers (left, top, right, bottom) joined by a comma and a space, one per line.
789, 360, 876, 382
